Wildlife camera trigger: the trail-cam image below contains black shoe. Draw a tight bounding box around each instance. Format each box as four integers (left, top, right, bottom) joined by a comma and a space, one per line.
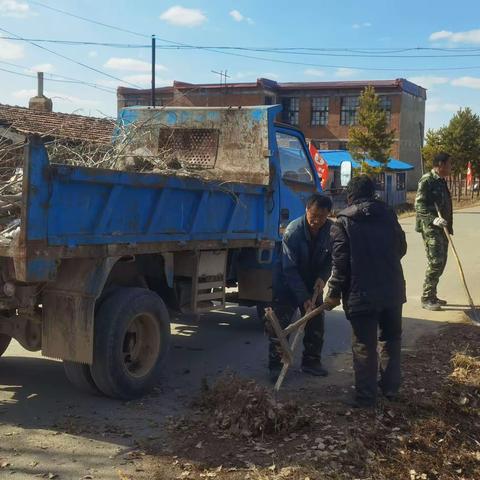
301, 360, 328, 377
421, 299, 442, 311
434, 297, 447, 306
268, 365, 282, 384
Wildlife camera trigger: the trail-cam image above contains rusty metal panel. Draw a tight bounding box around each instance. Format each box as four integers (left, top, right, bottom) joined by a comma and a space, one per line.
117, 106, 278, 185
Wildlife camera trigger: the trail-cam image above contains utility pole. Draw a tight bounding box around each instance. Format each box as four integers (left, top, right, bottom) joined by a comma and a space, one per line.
151, 34, 156, 107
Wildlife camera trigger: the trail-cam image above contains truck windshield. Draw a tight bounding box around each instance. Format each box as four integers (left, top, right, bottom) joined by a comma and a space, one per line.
275, 132, 314, 185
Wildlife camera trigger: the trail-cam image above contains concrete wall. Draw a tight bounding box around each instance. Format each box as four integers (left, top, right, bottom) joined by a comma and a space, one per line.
399, 91, 426, 190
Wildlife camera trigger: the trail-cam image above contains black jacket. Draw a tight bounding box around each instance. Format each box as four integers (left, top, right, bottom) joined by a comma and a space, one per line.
327, 199, 407, 314
273, 215, 332, 307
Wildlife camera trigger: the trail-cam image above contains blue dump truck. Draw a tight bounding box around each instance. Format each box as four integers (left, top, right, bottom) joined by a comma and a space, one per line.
0, 105, 323, 399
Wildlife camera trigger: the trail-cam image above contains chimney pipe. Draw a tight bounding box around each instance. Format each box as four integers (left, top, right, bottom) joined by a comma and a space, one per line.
29, 71, 52, 112
37, 71, 44, 97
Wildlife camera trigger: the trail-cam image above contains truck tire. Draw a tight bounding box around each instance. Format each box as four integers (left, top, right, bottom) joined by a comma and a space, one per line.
0, 334, 11, 356
63, 361, 100, 395
90, 288, 170, 400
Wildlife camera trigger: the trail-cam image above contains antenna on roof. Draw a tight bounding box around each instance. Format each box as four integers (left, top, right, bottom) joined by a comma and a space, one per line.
211, 70, 230, 86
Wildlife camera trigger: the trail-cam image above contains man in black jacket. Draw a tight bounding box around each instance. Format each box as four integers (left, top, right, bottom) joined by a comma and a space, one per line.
325, 175, 407, 407
269, 194, 333, 382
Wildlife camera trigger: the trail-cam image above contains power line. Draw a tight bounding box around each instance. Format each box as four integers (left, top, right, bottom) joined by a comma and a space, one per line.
0, 63, 116, 94
0, 36, 149, 48
28, 0, 148, 39
4, 36, 480, 57
0, 26, 142, 88
22, 1, 480, 72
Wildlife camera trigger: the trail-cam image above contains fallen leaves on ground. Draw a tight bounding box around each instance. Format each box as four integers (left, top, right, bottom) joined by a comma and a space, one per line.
154, 320, 480, 480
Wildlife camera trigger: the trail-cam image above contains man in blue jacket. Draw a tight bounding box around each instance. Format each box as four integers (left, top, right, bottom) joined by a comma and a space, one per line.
268, 193, 333, 382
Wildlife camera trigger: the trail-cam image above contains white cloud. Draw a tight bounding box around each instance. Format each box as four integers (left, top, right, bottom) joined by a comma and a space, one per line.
429, 29, 480, 44
230, 9, 243, 21
229, 9, 253, 24
335, 67, 357, 78
304, 68, 326, 77
451, 76, 480, 89
0, 39, 24, 60
426, 99, 460, 113
0, 0, 31, 18
353, 22, 372, 29
159, 6, 206, 27
28, 63, 54, 73
104, 57, 166, 72
408, 76, 449, 90
88, 51, 98, 58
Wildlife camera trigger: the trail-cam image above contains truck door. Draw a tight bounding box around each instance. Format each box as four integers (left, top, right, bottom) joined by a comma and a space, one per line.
274, 128, 319, 235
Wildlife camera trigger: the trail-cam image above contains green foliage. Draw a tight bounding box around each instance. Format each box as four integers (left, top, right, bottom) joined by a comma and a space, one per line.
348, 86, 395, 172
422, 108, 480, 174
422, 128, 446, 170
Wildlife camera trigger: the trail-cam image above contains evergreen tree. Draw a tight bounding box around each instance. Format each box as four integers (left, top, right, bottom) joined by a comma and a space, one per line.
348, 85, 395, 172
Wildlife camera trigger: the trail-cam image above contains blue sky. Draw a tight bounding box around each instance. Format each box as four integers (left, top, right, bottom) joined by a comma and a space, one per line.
1, 0, 480, 131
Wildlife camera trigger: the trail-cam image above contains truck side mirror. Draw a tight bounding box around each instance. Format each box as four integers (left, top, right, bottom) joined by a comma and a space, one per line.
340, 161, 352, 187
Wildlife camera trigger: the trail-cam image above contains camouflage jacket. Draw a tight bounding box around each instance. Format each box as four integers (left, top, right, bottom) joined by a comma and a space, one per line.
415, 170, 453, 234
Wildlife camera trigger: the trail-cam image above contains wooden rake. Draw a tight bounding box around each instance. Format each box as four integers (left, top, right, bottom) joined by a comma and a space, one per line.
265, 288, 327, 392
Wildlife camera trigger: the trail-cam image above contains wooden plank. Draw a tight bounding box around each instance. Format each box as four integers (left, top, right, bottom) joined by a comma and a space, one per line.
264, 307, 293, 364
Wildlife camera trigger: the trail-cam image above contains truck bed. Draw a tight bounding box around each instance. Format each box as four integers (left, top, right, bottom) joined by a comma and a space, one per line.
0, 137, 276, 283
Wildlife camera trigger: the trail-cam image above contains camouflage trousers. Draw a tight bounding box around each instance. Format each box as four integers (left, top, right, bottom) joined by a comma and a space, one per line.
421, 227, 449, 300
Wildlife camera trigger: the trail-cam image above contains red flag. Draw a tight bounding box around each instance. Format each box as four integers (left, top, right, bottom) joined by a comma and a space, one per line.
467, 161, 473, 188
309, 142, 329, 190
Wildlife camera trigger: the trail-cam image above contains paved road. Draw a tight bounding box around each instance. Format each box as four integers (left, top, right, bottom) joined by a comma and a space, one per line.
0, 206, 478, 479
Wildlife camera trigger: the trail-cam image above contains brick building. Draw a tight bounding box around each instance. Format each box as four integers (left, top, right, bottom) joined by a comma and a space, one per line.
117, 77, 426, 189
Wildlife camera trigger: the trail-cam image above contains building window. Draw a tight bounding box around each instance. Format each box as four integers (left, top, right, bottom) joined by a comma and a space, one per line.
264, 96, 273, 105
374, 172, 385, 191
282, 97, 299, 126
338, 141, 348, 151
379, 95, 392, 124
340, 96, 359, 125
396, 172, 406, 191
275, 131, 314, 184
311, 97, 329, 126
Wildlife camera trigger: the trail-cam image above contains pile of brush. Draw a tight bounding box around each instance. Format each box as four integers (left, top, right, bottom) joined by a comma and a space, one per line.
196, 373, 307, 438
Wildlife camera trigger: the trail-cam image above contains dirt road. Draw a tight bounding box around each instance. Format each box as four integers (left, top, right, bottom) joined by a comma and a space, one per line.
0, 206, 478, 479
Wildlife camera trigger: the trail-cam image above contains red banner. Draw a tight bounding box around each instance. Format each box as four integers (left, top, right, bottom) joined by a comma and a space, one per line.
467, 161, 473, 188
309, 142, 329, 190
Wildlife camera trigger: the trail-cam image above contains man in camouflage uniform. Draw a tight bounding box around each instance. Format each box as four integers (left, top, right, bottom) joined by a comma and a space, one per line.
415, 152, 453, 311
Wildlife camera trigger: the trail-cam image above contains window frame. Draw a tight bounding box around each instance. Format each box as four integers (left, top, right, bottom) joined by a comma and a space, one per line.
340, 96, 359, 126
379, 95, 392, 124
282, 97, 300, 126
311, 96, 329, 126
275, 130, 315, 186
396, 172, 406, 191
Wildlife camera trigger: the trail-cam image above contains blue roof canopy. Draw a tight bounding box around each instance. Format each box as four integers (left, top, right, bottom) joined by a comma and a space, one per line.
318, 150, 413, 171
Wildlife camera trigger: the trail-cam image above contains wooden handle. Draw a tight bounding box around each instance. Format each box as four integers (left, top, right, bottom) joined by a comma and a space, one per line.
434, 203, 479, 323
274, 285, 324, 392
